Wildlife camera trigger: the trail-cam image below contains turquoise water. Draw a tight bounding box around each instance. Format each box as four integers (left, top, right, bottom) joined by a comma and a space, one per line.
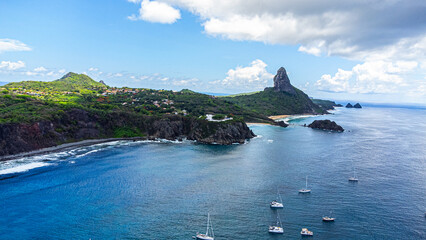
0, 107, 425, 239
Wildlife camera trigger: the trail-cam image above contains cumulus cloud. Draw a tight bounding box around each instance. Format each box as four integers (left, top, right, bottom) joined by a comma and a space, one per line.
316, 68, 352, 93
316, 35, 425, 94
152, 0, 426, 58
0, 61, 26, 70
129, 0, 181, 24
316, 60, 420, 94
0, 39, 31, 54
211, 59, 274, 91
125, 1, 426, 97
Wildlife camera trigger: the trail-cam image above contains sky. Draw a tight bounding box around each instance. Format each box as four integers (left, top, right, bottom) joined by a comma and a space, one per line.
0, 0, 425, 104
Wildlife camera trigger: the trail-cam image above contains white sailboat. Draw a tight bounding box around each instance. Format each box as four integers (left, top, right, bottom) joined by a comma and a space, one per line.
270, 191, 284, 208
268, 213, 284, 234
348, 166, 358, 182
298, 176, 311, 193
322, 211, 336, 222
195, 213, 214, 240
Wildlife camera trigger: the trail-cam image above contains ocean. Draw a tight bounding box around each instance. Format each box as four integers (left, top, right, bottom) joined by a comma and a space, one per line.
0, 106, 425, 239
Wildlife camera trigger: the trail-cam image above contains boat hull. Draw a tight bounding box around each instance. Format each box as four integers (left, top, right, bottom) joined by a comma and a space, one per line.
196, 234, 214, 240
298, 189, 311, 193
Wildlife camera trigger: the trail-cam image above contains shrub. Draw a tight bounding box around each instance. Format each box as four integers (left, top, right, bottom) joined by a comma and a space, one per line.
212, 114, 225, 120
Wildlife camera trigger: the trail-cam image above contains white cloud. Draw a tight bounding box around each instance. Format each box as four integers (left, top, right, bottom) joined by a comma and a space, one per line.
88, 67, 99, 71
129, 0, 181, 24
124, 0, 425, 98
211, 59, 274, 91
172, 78, 199, 86
298, 45, 322, 57
316, 68, 352, 93
34, 66, 47, 72
151, 0, 424, 57
0, 39, 31, 53
316, 60, 420, 94
0, 60, 26, 70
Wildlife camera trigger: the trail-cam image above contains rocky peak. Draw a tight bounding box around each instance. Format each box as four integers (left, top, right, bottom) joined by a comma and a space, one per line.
273, 67, 296, 95
99, 80, 106, 85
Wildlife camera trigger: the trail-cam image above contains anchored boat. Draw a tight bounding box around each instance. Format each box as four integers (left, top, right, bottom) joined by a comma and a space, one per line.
195, 213, 214, 240
298, 176, 311, 193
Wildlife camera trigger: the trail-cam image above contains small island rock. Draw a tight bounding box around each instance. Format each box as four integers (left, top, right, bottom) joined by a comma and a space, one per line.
276, 121, 288, 127
346, 103, 353, 108
353, 103, 362, 108
308, 120, 344, 132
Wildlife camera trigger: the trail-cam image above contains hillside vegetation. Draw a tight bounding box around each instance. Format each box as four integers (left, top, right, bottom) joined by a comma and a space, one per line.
223, 87, 326, 116
0, 73, 273, 124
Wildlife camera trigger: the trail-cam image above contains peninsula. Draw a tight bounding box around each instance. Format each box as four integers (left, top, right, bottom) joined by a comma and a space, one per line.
0, 68, 339, 157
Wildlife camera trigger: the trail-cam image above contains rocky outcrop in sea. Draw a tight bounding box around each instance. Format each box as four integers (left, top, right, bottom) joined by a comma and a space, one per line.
346, 103, 353, 108
308, 120, 344, 132
354, 103, 362, 108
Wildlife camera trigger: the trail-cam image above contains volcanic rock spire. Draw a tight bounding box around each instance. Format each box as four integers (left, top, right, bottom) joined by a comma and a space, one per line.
273, 67, 296, 95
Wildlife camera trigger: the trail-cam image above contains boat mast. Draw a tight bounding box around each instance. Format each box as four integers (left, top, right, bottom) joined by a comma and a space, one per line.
305, 176, 308, 189
206, 213, 210, 236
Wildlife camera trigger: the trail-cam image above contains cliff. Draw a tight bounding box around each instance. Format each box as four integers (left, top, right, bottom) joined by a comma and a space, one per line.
273, 67, 296, 95
0, 109, 254, 157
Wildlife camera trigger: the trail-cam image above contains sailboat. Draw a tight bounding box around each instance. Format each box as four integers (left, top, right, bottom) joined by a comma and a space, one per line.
298, 176, 311, 193
322, 211, 336, 222
270, 191, 284, 208
195, 213, 214, 240
348, 166, 359, 182
268, 213, 284, 234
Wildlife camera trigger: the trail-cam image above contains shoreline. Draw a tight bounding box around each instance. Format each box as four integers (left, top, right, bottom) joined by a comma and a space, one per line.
268, 114, 291, 120
0, 137, 149, 162
246, 122, 274, 126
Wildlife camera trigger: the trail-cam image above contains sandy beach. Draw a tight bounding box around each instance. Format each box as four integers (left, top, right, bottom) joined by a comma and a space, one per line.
268, 115, 291, 120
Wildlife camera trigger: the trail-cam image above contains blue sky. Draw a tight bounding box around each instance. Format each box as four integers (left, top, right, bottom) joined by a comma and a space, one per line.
0, 0, 425, 104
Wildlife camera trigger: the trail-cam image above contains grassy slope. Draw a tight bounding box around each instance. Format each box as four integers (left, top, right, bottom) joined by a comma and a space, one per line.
223, 87, 326, 116
0, 74, 274, 124
5, 72, 107, 93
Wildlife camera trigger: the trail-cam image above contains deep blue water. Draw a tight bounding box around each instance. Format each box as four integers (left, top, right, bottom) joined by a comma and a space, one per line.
0, 107, 425, 239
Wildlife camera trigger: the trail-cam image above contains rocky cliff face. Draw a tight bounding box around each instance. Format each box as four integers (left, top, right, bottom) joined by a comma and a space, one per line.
0, 109, 255, 157
273, 67, 296, 95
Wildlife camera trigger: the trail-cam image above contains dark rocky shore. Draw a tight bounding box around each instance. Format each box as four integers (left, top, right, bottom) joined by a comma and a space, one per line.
0, 109, 254, 158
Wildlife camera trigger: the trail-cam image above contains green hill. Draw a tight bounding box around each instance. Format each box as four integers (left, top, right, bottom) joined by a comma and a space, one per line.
0, 73, 274, 124
224, 87, 325, 116
5, 72, 107, 93
223, 67, 326, 116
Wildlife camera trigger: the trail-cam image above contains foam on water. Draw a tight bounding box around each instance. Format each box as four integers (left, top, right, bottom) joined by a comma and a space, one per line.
0, 162, 52, 175
0, 139, 189, 176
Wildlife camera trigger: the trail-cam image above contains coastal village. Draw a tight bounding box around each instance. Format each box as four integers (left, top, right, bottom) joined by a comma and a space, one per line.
0, 84, 233, 121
